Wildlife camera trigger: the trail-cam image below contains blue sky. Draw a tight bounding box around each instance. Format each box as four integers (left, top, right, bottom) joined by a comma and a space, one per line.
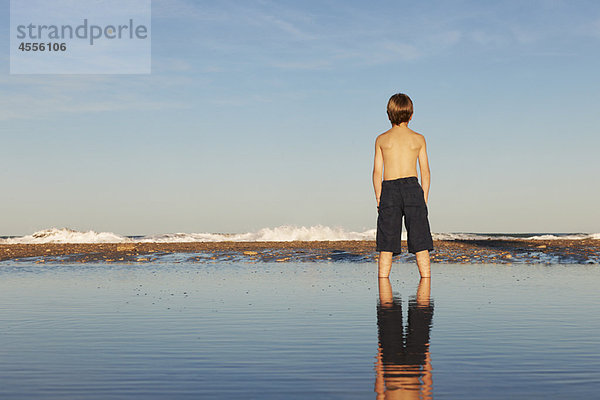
1, 0, 599, 235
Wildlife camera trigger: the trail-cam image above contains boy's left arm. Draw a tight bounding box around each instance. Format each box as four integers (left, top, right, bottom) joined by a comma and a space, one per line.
418, 138, 430, 204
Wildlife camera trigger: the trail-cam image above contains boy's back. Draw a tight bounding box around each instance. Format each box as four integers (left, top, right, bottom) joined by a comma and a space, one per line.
375, 125, 427, 181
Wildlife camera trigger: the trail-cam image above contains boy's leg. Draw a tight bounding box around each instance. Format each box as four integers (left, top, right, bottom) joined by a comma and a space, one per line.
402, 182, 433, 279
378, 251, 393, 278
415, 250, 431, 278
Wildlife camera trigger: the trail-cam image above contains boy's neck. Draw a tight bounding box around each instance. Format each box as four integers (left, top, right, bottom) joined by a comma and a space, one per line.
392, 122, 409, 128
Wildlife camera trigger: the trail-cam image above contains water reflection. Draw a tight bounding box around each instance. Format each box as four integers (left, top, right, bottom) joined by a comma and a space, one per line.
375, 278, 434, 399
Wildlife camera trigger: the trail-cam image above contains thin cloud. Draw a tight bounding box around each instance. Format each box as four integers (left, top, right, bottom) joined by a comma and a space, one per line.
428, 30, 463, 47
380, 42, 422, 62
153, 58, 194, 73
209, 94, 272, 107
151, 0, 226, 20
467, 30, 507, 46
0, 95, 191, 121
249, 13, 316, 41
270, 59, 333, 70
509, 26, 542, 45
579, 17, 600, 38
0, 75, 192, 121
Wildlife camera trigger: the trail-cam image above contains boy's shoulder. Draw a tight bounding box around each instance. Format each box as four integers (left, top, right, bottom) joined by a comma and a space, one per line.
375, 127, 426, 143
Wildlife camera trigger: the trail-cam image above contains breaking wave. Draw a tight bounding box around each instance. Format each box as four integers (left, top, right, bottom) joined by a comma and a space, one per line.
0, 226, 376, 244
140, 225, 376, 243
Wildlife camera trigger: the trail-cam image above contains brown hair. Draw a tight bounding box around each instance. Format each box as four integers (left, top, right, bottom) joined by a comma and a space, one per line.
387, 93, 413, 125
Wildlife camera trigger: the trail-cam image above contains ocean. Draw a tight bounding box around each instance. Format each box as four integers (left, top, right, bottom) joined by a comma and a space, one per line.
2, 225, 599, 243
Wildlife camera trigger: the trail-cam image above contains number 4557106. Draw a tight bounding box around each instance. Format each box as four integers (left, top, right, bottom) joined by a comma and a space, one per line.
18, 42, 67, 52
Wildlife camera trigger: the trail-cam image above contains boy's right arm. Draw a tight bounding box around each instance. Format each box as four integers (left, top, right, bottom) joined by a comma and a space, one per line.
372, 137, 383, 207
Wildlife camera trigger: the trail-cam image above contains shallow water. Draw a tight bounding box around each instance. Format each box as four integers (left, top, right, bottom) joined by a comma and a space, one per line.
0, 261, 598, 399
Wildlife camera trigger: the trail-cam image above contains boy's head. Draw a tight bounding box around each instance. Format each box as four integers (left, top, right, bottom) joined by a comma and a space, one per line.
387, 93, 413, 125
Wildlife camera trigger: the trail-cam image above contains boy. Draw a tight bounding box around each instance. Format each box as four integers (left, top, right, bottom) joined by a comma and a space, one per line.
373, 93, 433, 278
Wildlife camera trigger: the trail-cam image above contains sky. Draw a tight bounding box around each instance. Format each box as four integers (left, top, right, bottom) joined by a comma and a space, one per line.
1, 0, 599, 235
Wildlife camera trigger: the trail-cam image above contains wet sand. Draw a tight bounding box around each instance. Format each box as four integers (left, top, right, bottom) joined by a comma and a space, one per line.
1, 239, 599, 264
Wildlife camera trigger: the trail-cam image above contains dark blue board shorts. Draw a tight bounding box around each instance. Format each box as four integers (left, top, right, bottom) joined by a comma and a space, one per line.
376, 176, 434, 255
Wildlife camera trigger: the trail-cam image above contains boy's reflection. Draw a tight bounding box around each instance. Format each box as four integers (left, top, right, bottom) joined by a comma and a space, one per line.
375, 278, 434, 400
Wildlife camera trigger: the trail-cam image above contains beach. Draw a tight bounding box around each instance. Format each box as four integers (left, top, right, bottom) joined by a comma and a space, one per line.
1, 238, 599, 264
1, 260, 599, 399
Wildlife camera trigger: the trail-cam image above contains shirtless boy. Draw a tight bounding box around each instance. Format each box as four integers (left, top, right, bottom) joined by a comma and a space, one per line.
373, 93, 433, 278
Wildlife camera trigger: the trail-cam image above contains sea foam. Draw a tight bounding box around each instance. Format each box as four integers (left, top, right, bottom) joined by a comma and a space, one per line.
1, 226, 598, 244
526, 233, 600, 240
0, 228, 129, 244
